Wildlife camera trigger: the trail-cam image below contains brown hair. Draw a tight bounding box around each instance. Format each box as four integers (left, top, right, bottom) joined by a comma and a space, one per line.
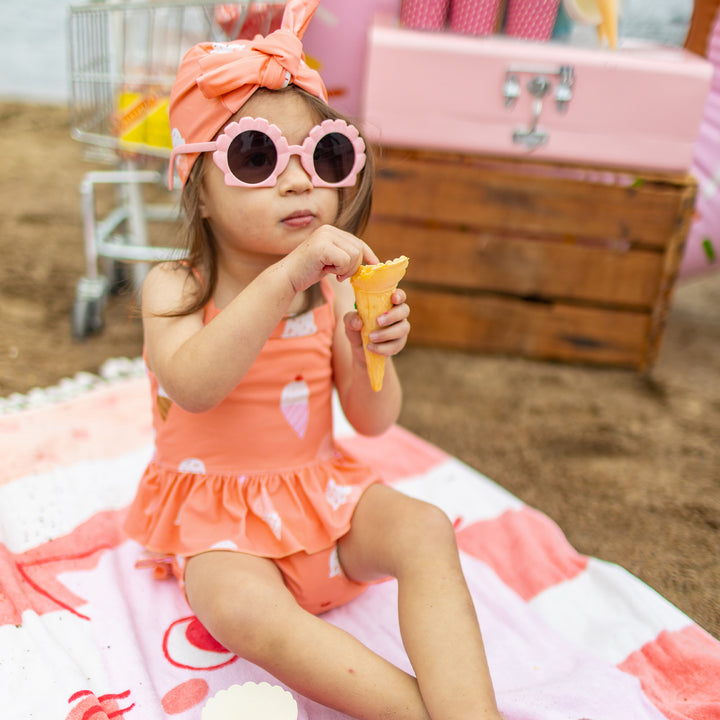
170, 85, 375, 317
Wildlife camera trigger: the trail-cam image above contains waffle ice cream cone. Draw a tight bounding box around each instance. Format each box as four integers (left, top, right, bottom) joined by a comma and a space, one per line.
350, 256, 409, 391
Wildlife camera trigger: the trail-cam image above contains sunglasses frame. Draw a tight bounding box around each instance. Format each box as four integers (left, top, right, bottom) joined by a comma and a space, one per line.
169, 117, 366, 190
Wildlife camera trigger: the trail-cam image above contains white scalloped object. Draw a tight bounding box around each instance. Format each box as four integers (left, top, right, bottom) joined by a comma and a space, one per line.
0, 356, 146, 415
201, 682, 298, 720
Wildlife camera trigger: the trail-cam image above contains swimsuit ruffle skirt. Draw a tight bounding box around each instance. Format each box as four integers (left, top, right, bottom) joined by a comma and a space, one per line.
124, 279, 381, 571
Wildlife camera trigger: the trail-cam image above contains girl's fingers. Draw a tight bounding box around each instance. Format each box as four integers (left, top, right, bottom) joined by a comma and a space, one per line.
344, 311, 364, 335
315, 241, 357, 280
307, 226, 378, 281
322, 235, 366, 280
362, 241, 380, 266
376, 301, 409, 328
366, 333, 409, 357
391, 288, 407, 305
369, 322, 409, 344
368, 316, 410, 354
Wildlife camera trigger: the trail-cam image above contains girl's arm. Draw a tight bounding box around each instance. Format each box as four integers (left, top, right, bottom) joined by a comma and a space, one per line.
142, 260, 298, 412
143, 225, 377, 413
330, 275, 410, 436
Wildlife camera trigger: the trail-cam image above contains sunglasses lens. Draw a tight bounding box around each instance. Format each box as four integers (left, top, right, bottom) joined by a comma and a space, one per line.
227, 130, 277, 184
313, 132, 356, 184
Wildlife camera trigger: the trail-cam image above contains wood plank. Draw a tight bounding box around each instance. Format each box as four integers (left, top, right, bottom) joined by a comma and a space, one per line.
380, 147, 697, 185
372, 149, 697, 250
405, 288, 651, 367
643, 188, 696, 367
366, 218, 665, 308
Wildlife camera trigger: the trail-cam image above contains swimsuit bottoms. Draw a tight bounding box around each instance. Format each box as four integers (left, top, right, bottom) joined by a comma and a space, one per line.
179, 543, 372, 615
137, 513, 377, 616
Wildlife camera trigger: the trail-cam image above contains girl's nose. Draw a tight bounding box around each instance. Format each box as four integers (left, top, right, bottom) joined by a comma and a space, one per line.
277, 154, 313, 193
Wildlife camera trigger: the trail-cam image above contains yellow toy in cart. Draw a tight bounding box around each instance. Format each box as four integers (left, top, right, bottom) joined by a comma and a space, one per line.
350, 255, 409, 392
114, 90, 173, 151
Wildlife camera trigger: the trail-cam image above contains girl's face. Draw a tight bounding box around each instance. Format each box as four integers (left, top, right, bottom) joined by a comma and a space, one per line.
198, 91, 340, 267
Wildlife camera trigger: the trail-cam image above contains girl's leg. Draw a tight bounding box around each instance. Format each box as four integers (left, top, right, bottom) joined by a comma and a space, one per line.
338, 483, 502, 720
184, 550, 431, 720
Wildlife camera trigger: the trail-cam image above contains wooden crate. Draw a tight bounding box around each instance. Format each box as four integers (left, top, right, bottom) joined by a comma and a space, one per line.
364, 148, 697, 369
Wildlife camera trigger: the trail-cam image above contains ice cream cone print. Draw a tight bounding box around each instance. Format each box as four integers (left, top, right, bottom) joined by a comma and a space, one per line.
280, 375, 310, 438
156, 397, 172, 421
350, 256, 409, 392
156, 385, 172, 421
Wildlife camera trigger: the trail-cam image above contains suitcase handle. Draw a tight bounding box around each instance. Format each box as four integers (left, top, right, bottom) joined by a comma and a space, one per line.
506, 66, 575, 150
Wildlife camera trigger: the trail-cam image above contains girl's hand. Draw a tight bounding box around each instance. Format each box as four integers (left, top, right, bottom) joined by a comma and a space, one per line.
344, 288, 410, 365
282, 225, 378, 293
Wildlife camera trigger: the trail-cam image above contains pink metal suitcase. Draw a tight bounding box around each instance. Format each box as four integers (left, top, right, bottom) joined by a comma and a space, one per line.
361, 15, 713, 173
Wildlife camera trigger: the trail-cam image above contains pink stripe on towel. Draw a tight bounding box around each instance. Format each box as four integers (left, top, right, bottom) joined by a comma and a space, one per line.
0, 377, 152, 484
456, 506, 589, 600
619, 624, 720, 720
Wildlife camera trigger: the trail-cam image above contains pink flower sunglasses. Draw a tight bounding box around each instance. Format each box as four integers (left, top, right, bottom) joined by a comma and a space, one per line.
169, 117, 366, 190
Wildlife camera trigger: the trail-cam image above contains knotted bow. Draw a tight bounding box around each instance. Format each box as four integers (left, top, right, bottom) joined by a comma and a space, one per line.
195, 0, 326, 112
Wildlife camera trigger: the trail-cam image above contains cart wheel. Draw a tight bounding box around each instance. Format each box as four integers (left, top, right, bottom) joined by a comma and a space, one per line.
71, 297, 104, 339
103, 258, 132, 295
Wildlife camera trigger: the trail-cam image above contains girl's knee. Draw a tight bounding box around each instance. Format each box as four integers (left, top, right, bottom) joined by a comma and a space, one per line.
365, 485, 457, 548
185, 552, 293, 654
385, 497, 459, 568
340, 486, 461, 582
407, 499, 458, 550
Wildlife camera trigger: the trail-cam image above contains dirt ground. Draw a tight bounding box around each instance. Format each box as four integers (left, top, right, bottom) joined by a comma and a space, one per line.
1, 102, 718, 639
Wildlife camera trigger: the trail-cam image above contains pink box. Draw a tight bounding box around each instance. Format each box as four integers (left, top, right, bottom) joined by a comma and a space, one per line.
448, 0, 504, 36
361, 16, 713, 173
303, 0, 398, 118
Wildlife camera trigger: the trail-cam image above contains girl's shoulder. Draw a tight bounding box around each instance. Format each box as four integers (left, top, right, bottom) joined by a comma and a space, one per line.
142, 261, 204, 317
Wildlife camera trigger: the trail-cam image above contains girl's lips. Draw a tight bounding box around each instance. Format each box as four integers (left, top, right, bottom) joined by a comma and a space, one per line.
282, 211, 315, 228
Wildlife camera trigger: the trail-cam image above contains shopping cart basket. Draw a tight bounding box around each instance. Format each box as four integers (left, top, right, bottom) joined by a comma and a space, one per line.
67, 0, 285, 338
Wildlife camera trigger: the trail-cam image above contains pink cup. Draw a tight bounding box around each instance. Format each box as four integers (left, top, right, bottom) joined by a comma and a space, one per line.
449, 0, 505, 36
504, 0, 560, 40
400, 0, 450, 31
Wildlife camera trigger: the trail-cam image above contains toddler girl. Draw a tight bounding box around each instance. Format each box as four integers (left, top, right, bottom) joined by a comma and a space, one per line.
124, 1, 502, 718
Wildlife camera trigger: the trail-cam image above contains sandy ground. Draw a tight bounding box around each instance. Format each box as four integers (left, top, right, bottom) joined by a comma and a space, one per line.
1, 101, 718, 639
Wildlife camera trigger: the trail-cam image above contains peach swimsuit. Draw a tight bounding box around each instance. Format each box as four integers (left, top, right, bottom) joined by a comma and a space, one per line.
124, 279, 381, 614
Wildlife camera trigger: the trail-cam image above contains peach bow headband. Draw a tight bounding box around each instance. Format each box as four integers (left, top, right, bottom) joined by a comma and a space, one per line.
168, 0, 328, 186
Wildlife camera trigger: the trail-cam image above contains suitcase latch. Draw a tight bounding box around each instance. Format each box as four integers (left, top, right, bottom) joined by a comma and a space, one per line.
504, 65, 575, 151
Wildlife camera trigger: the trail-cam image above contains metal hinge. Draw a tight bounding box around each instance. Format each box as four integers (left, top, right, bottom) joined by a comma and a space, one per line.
503, 65, 575, 150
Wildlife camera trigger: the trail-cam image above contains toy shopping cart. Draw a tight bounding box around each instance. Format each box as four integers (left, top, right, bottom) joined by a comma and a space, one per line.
67, 0, 285, 338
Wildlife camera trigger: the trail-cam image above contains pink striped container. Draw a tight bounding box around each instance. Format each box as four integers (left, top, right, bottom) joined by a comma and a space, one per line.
504, 0, 560, 40
449, 0, 505, 35
400, 0, 450, 31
